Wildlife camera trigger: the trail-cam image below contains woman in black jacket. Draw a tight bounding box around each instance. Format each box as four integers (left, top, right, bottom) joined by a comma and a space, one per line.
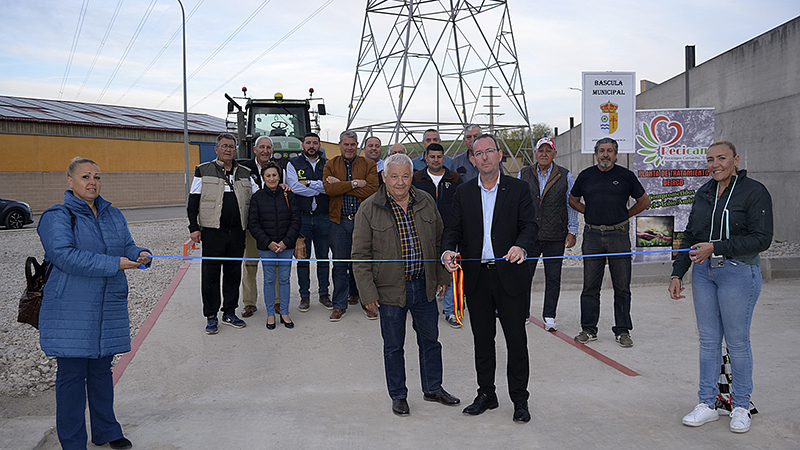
668, 141, 773, 433
249, 161, 301, 329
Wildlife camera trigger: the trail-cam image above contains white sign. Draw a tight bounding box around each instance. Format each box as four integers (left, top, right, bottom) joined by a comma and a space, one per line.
581, 71, 636, 153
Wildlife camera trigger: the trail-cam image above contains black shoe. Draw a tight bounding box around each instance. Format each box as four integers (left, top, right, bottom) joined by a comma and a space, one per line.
513, 401, 531, 423
266, 316, 276, 330
423, 388, 460, 406
94, 437, 132, 449
280, 315, 294, 329
392, 398, 410, 416
462, 393, 499, 415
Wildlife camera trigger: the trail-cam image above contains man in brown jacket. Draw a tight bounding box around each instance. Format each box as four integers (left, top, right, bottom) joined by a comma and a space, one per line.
323, 130, 379, 321
352, 153, 459, 416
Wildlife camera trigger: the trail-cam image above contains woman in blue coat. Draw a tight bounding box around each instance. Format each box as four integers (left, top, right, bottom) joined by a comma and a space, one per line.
37, 157, 151, 450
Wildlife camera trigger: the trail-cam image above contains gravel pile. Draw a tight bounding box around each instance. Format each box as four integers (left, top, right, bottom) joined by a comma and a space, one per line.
0, 219, 187, 398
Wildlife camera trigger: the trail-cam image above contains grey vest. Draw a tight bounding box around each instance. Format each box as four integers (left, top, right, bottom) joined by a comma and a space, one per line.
196, 160, 252, 230
520, 164, 569, 241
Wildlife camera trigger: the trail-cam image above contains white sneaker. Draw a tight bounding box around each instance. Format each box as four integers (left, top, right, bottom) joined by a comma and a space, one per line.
682, 403, 719, 427
729, 407, 751, 433
543, 317, 557, 331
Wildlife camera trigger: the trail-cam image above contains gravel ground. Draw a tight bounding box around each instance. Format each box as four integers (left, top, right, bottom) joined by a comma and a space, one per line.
1, 216, 797, 418
0, 219, 187, 413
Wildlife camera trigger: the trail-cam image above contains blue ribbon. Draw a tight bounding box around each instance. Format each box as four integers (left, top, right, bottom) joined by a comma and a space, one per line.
145, 247, 691, 264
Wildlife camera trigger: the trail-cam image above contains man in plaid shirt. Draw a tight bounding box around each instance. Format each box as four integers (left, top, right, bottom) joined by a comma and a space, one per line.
353, 153, 459, 416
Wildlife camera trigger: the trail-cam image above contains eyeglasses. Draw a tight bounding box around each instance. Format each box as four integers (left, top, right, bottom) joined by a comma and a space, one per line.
218, 144, 236, 150
472, 148, 498, 159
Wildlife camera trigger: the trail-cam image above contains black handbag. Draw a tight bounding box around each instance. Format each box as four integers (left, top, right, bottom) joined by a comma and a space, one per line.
17, 256, 52, 329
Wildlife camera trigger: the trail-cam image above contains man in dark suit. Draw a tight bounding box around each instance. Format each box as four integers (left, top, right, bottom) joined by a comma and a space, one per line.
442, 134, 538, 424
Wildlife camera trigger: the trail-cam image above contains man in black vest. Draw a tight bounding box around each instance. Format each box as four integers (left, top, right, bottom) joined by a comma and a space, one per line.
287, 132, 332, 312
518, 137, 578, 332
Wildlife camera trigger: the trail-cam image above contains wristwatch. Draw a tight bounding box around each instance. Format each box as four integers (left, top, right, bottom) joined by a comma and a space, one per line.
352, 180, 358, 188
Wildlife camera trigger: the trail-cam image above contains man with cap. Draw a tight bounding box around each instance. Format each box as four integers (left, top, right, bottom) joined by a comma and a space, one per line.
518, 137, 578, 331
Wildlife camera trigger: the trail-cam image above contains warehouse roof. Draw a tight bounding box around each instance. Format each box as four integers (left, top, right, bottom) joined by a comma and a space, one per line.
0, 95, 225, 134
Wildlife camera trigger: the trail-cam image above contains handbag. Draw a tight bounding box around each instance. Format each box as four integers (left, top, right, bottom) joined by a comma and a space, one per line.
283, 190, 307, 259
17, 256, 52, 329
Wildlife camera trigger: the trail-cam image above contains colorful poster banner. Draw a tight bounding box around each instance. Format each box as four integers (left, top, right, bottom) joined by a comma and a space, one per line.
633, 108, 715, 262
581, 72, 636, 153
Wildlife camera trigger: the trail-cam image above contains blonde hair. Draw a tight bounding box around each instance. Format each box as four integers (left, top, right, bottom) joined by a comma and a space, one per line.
67, 157, 99, 177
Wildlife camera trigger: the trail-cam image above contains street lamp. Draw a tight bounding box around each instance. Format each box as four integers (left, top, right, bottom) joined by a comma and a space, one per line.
178, 0, 190, 203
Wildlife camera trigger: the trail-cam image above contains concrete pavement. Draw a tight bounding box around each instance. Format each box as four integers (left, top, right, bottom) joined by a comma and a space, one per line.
9, 256, 799, 449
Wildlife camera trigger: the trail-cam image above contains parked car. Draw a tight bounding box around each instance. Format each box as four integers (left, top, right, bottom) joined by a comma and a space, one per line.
0, 197, 34, 229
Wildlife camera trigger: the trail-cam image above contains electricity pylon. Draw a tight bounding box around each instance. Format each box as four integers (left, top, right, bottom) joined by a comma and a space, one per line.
346, 0, 534, 169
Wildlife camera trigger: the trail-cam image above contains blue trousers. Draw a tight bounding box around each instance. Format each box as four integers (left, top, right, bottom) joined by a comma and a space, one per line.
260, 248, 293, 316
691, 258, 761, 409
379, 277, 443, 399
296, 211, 330, 297
329, 218, 358, 310
56, 356, 123, 449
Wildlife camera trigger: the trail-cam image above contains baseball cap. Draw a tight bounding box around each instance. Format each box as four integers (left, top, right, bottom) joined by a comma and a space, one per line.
536, 137, 555, 151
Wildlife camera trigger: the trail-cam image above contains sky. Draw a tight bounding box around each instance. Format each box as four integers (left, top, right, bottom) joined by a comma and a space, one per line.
1, 0, 798, 143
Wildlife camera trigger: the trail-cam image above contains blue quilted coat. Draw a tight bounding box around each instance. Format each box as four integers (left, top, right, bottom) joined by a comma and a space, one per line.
37, 191, 150, 358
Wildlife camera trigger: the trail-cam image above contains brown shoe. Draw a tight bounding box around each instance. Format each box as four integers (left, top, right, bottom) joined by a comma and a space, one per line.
298, 296, 310, 312
329, 309, 347, 322
242, 305, 257, 318
365, 308, 378, 320
319, 294, 333, 310
348, 295, 360, 305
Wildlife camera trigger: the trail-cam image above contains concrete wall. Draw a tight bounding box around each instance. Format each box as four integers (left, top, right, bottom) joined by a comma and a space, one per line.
554, 16, 800, 241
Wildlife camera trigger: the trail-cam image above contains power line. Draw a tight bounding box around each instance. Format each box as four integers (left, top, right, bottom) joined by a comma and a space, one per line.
190, 0, 335, 110
75, 0, 125, 100
115, 0, 205, 103
96, 0, 158, 102
155, 0, 274, 108
59, 0, 90, 99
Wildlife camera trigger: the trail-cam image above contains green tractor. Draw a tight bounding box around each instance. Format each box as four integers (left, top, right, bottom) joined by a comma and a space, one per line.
226, 87, 325, 169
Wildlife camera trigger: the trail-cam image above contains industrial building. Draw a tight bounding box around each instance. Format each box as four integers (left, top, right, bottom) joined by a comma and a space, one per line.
0, 96, 225, 212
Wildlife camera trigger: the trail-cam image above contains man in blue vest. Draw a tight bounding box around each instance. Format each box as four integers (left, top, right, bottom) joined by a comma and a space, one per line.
518, 137, 578, 331
287, 133, 332, 312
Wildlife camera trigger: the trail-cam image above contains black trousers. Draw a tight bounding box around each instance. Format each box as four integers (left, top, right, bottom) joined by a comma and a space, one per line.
201, 227, 246, 317
466, 266, 530, 404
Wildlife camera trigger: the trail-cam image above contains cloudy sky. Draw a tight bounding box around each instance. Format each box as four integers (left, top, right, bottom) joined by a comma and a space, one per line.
1, 0, 797, 141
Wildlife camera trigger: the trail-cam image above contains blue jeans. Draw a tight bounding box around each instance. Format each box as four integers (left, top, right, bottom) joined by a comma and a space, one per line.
441, 284, 455, 317
296, 211, 330, 297
528, 239, 566, 319
56, 356, 123, 449
260, 249, 293, 316
580, 226, 633, 336
691, 258, 761, 409
379, 277, 443, 399
329, 219, 358, 310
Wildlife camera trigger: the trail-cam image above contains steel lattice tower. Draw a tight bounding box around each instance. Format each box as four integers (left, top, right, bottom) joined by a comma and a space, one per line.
346, 0, 534, 168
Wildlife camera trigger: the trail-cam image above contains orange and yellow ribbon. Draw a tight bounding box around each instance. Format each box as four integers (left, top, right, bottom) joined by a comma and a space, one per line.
450, 253, 465, 326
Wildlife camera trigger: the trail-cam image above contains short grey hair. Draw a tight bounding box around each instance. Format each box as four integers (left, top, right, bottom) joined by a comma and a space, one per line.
383, 153, 413, 171
216, 133, 238, 146
340, 130, 358, 142
67, 157, 98, 177
254, 135, 273, 147
465, 124, 482, 134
